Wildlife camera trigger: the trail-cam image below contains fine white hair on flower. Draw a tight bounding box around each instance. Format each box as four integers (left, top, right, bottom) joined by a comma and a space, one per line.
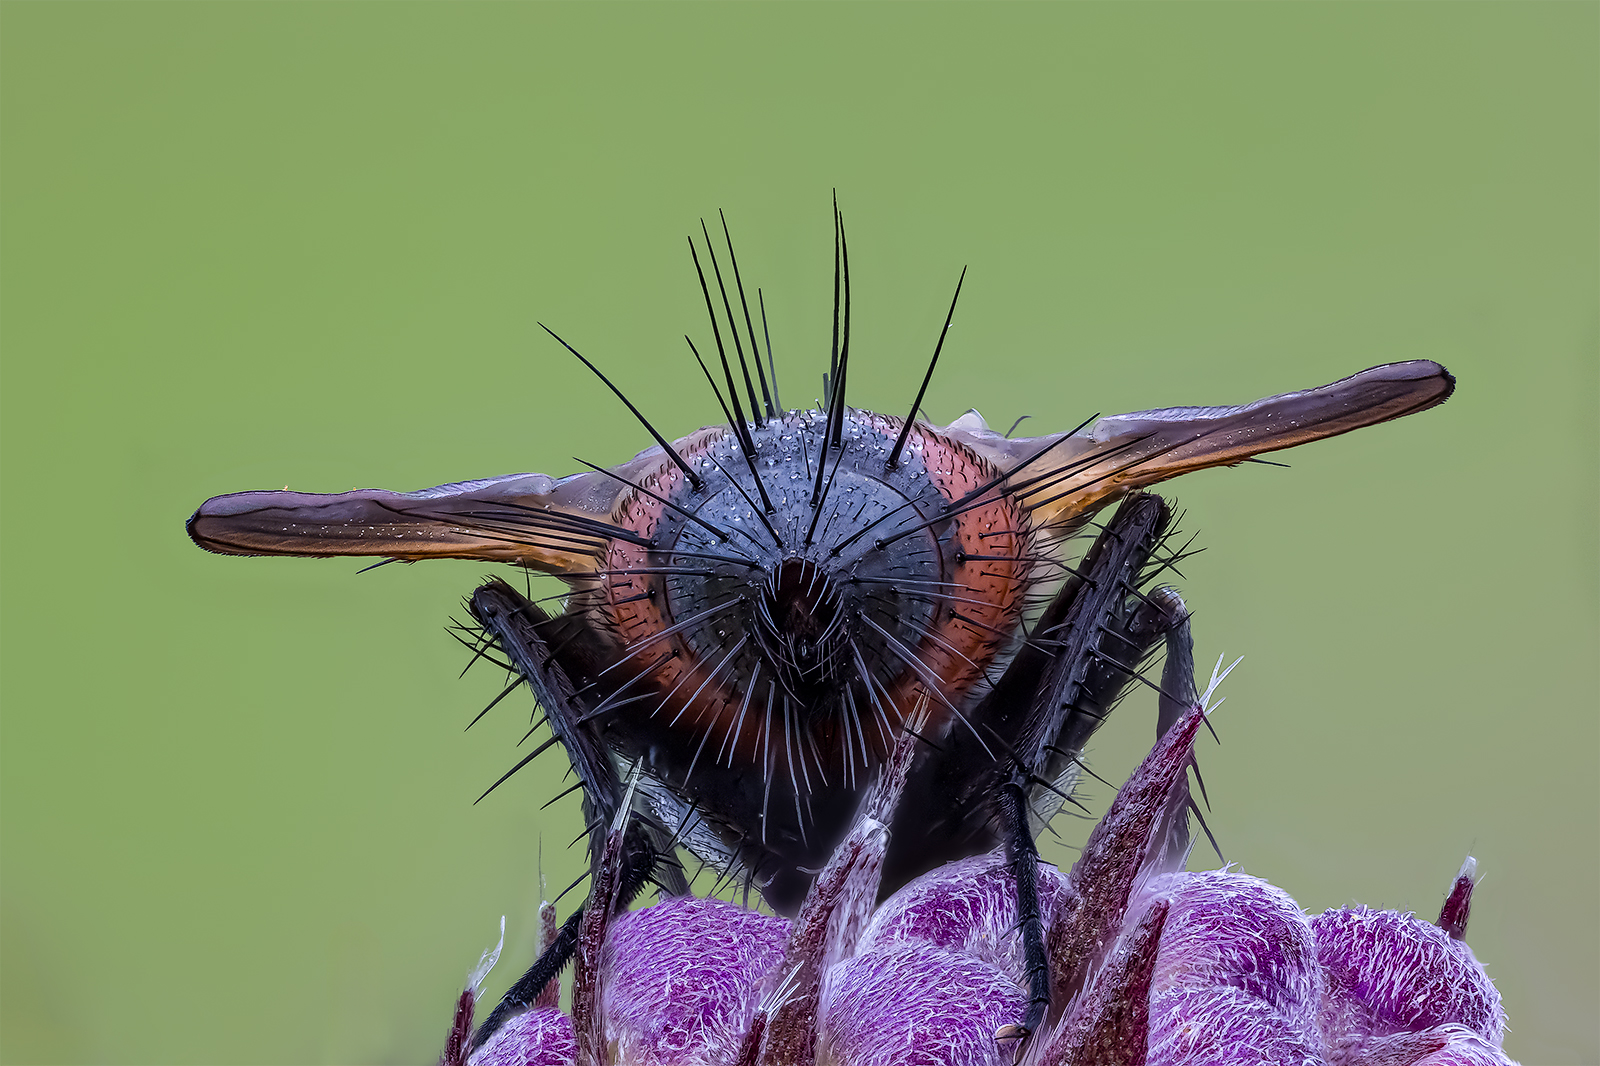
1199, 652, 1243, 716
468, 916, 505, 994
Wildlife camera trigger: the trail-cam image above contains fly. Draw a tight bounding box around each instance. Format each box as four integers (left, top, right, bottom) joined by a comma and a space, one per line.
186, 204, 1454, 1047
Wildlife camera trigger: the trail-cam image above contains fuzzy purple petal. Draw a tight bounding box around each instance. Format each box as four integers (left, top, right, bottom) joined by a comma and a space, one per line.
598, 895, 791, 1066
858, 853, 1074, 990
1311, 906, 1504, 1061
469, 1008, 576, 1066
1146, 986, 1327, 1066
817, 946, 1027, 1066
1343, 1025, 1519, 1066
1140, 870, 1321, 1022
1407, 1027, 1519, 1066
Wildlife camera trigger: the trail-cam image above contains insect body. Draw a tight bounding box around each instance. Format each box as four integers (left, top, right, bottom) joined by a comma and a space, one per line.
186, 209, 1454, 1043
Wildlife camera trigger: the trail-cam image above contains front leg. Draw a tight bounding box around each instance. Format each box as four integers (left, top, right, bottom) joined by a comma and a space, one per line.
998, 494, 1195, 1038
464, 579, 674, 1052
998, 768, 1051, 1039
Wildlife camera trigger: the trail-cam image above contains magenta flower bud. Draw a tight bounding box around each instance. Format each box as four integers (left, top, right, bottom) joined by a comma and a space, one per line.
1141, 870, 1321, 1022
759, 724, 916, 1066
857, 853, 1075, 990
444, 919, 508, 1066
816, 945, 1027, 1066
1130, 871, 1324, 1065
598, 895, 792, 1065
443, 681, 1519, 1066
471, 1008, 576, 1066
1311, 905, 1505, 1061
1047, 700, 1212, 1010
1034, 898, 1168, 1066
1146, 986, 1327, 1066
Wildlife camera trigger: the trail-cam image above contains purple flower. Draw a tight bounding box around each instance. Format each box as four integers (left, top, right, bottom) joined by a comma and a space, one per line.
820, 947, 1028, 1066
473, 1010, 577, 1066
1312, 899, 1505, 1065
447, 695, 1516, 1066
1140, 870, 1325, 1065
599, 897, 791, 1065
855, 854, 1075, 990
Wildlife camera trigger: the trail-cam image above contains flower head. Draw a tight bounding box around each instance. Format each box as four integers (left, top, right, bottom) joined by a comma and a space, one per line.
448, 694, 1514, 1066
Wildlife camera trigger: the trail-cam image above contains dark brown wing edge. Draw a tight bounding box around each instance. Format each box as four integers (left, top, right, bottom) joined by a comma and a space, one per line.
945, 360, 1454, 531
185, 471, 624, 574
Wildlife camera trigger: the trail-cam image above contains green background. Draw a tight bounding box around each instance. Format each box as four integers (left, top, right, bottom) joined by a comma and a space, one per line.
2, 3, 1595, 1063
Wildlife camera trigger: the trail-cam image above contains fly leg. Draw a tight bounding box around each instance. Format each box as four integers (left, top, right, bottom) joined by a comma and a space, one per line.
469, 578, 621, 858
997, 767, 1050, 1041
998, 494, 1196, 1041
463, 578, 677, 1052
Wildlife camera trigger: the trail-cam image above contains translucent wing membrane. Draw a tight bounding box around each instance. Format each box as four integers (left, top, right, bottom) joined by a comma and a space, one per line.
941, 360, 1454, 533
187, 470, 635, 574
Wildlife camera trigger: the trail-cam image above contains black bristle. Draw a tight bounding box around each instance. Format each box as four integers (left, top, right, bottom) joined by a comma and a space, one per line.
687, 235, 757, 460
829, 193, 841, 388
689, 233, 778, 517
574, 452, 734, 545
701, 218, 765, 428
805, 439, 848, 547
829, 207, 852, 451
474, 739, 559, 804
465, 677, 522, 731
686, 335, 739, 430
758, 288, 781, 413
888, 265, 966, 469
719, 211, 775, 420
538, 323, 703, 492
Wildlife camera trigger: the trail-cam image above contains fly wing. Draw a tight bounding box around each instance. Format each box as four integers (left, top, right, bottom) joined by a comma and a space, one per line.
187, 428, 728, 573
943, 360, 1454, 533
187, 471, 624, 573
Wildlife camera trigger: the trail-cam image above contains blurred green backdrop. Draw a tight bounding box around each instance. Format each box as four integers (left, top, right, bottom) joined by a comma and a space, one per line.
2, 4, 1594, 1063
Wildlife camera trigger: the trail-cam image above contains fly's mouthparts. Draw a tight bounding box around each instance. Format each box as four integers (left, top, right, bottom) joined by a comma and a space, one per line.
759, 557, 849, 694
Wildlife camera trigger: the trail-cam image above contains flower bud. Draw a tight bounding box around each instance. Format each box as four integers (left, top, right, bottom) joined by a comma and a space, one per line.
1311, 905, 1505, 1063
599, 896, 791, 1066
817, 946, 1026, 1066
449, 682, 1519, 1066
471, 1008, 575, 1066
857, 854, 1074, 990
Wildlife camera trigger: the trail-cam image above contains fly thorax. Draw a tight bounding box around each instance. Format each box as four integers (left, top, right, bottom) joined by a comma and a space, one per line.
597, 409, 1035, 780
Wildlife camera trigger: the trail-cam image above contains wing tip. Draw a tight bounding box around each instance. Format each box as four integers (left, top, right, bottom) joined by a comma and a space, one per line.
1428, 360, 1457, 407
1361, 359, 1455, 412
186, 497, 243, 556
185, 495, 296, 557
